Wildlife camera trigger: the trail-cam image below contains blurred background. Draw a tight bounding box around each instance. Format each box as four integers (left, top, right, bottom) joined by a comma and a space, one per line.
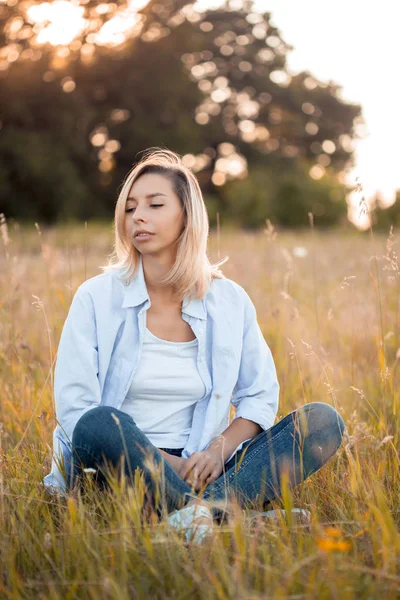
0, 0, 399, 232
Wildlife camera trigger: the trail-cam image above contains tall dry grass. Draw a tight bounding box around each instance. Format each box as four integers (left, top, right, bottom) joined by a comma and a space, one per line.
0, 212, 399, 598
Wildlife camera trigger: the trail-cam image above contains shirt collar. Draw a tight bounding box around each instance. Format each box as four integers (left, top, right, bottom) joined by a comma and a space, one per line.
121, 255, 207, 320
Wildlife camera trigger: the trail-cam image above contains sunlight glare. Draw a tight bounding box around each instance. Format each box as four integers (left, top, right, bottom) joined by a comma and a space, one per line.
95, 7, 143, 47
27, 1, 86, 46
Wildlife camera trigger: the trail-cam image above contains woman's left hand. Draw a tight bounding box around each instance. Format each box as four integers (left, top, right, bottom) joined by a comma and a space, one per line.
179, 450, 224, 491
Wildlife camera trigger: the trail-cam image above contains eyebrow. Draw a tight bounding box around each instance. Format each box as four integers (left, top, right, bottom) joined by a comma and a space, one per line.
127, 192, 167, 201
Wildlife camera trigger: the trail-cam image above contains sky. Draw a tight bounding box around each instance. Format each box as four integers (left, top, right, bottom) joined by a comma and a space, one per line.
195, 0, 400, 229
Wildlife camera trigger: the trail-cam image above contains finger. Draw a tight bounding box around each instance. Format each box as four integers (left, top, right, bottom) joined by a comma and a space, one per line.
185, 457, 210, 490
188, 471, 205, 491
190, 456, 209, 483
196, 461, 214, 487
194, 479, 203, 492
180, 454, 200, 481
193, 474, 208, 492
191, 458, 217, 490
205, 466, 223, 485
181, 454, 196, 479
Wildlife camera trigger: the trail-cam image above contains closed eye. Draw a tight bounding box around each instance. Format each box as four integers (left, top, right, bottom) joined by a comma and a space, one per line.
125, 204, 163, 212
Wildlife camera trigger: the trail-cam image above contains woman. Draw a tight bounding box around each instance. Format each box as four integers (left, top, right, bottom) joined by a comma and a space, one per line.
42, 148, 345, 544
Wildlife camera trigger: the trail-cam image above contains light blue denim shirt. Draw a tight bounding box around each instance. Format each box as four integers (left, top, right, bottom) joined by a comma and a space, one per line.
42, 255, 280, 493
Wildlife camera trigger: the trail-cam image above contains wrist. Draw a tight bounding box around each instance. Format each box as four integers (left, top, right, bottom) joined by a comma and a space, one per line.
205, 438, 229, 464
158, 449, 183, 472
206, 418, 262, 463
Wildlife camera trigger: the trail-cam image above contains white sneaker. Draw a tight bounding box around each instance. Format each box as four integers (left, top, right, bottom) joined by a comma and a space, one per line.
167, 503, 214, 545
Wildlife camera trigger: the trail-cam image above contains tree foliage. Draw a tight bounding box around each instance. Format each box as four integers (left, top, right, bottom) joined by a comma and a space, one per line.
0, 0, 376, 228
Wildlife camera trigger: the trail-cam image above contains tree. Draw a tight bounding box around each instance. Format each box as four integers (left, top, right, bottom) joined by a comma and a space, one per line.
0, 0, 363, 227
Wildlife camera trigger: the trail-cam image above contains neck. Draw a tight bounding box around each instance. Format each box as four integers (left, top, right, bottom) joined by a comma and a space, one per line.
141, 255, 180, 304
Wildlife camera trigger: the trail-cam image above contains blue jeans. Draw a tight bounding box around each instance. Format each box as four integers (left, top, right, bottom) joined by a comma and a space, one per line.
68, 402, 345, 517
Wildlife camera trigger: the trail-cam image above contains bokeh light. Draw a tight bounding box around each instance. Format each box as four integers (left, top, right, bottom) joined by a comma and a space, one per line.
27, 1, 86, 46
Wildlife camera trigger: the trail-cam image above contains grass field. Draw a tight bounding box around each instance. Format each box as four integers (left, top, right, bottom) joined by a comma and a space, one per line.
0, 217, 399, 599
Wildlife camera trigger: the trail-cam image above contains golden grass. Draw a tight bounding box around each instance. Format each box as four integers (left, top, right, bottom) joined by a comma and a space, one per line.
0, 215, 399, 598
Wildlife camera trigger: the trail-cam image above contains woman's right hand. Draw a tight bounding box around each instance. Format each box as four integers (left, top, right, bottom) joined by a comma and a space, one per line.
175, 456, 190, 478
159, 453, 214, 492
158, 449, 188, 477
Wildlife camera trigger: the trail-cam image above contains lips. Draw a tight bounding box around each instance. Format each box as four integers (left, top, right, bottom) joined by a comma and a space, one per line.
134, 231, 154, 237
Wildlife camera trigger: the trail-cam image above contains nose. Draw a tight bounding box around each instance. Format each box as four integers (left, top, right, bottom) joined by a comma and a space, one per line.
133, 211, 145, 222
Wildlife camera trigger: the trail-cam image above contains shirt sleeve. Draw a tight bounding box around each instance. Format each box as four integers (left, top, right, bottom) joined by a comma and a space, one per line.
54, 285, 102, 443
230, 287, 280, 431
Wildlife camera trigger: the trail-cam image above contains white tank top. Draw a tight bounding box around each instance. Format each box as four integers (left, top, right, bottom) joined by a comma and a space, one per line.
120, 327, 206, 448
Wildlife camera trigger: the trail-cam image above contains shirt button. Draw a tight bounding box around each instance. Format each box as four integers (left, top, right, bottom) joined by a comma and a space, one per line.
199, 328, 203, 334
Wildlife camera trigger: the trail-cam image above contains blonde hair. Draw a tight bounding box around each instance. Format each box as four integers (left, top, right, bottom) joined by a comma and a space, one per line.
100, 147, 229, 301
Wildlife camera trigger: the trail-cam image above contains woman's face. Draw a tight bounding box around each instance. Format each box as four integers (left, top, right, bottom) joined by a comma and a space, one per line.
125, 172, 186, 257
